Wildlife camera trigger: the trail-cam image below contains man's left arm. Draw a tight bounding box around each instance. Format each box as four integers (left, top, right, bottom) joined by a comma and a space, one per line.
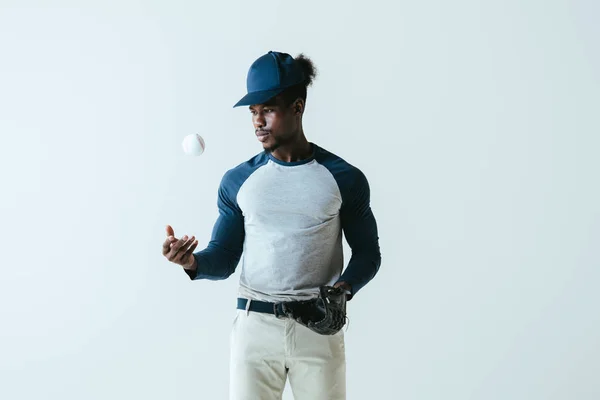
335, 168, 382, 299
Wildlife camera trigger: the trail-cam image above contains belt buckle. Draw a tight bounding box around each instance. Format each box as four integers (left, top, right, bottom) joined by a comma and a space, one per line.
273, 302, 288, 319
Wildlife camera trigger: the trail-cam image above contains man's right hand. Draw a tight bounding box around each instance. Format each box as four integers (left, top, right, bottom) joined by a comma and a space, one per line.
162, 225, 199, 270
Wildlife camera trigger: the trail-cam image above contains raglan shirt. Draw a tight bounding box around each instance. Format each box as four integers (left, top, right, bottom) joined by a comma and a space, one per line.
186, 143, 381, 303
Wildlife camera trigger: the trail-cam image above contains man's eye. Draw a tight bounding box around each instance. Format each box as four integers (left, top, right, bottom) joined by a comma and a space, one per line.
264, 108, 273, 113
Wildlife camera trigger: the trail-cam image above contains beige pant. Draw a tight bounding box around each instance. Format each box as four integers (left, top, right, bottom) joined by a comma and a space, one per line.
229, 306, 346, 400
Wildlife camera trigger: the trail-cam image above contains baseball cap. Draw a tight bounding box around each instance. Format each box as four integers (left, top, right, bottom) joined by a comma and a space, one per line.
233, 51, 306, 108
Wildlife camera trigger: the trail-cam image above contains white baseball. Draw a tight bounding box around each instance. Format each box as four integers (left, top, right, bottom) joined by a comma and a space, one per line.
182, 134, 205, 156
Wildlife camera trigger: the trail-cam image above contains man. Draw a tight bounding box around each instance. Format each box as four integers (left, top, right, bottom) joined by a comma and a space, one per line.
162, 51, 381, 400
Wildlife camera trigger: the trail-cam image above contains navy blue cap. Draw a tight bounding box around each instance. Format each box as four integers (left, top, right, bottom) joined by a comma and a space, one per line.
233, 51, 306, 108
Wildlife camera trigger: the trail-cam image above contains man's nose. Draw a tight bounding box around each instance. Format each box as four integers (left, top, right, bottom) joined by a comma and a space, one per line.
253, 113, 266, 128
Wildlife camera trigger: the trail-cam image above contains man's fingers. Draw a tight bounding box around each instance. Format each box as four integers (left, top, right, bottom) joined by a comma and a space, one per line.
163, 225, 178, 256
163, 236, 174, 254
184, 240, 199, 256
181, 240, 199, 267
163, 230, 197, 266
170, 235, 195, 261
170, 235, 189, 252
162, 236, 177, 255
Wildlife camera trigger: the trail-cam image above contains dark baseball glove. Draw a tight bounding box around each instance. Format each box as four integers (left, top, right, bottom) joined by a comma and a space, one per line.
282, 286, 348, 335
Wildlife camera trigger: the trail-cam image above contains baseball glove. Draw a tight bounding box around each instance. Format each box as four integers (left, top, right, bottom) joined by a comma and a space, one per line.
283, 285, 348, 335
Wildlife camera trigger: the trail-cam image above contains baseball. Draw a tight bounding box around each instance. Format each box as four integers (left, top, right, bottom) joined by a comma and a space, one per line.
182, 133, 205, 156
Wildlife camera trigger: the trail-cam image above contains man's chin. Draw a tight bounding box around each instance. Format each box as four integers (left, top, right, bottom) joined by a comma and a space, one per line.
263, 141, 279, 153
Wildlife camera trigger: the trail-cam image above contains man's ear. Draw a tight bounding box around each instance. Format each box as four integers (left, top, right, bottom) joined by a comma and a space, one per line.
294, 99, 305, 116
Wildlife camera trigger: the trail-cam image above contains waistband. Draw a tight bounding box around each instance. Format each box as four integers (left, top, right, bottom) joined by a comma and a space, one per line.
237, 298, 287, 316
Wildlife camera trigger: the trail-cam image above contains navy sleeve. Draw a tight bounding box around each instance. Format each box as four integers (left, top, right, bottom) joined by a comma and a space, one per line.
185, 171, 245, 280
337, 168, 382, 297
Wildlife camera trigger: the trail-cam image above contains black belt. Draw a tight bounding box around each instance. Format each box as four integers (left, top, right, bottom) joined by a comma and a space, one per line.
237, 298, 289, 318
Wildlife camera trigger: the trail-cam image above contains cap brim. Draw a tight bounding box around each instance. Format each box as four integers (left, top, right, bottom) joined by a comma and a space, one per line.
233, 88, 285, 108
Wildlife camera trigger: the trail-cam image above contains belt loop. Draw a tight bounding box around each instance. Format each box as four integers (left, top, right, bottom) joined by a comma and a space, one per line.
245, 299, 251, 315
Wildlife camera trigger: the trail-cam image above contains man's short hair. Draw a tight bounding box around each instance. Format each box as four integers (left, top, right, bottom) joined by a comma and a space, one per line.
280, 54, 318, 107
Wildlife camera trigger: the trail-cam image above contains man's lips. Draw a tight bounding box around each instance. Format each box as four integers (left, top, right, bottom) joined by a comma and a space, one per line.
256, 131, 270, 142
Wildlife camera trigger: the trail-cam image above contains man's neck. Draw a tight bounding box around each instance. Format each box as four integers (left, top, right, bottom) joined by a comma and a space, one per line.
270, 133, 313, 163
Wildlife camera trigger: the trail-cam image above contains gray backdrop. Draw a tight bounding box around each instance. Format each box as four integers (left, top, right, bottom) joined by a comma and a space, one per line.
1, 0, 598, 399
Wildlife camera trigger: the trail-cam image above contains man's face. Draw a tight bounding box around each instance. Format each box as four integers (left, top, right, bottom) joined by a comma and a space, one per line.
249, 96, 299, 152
